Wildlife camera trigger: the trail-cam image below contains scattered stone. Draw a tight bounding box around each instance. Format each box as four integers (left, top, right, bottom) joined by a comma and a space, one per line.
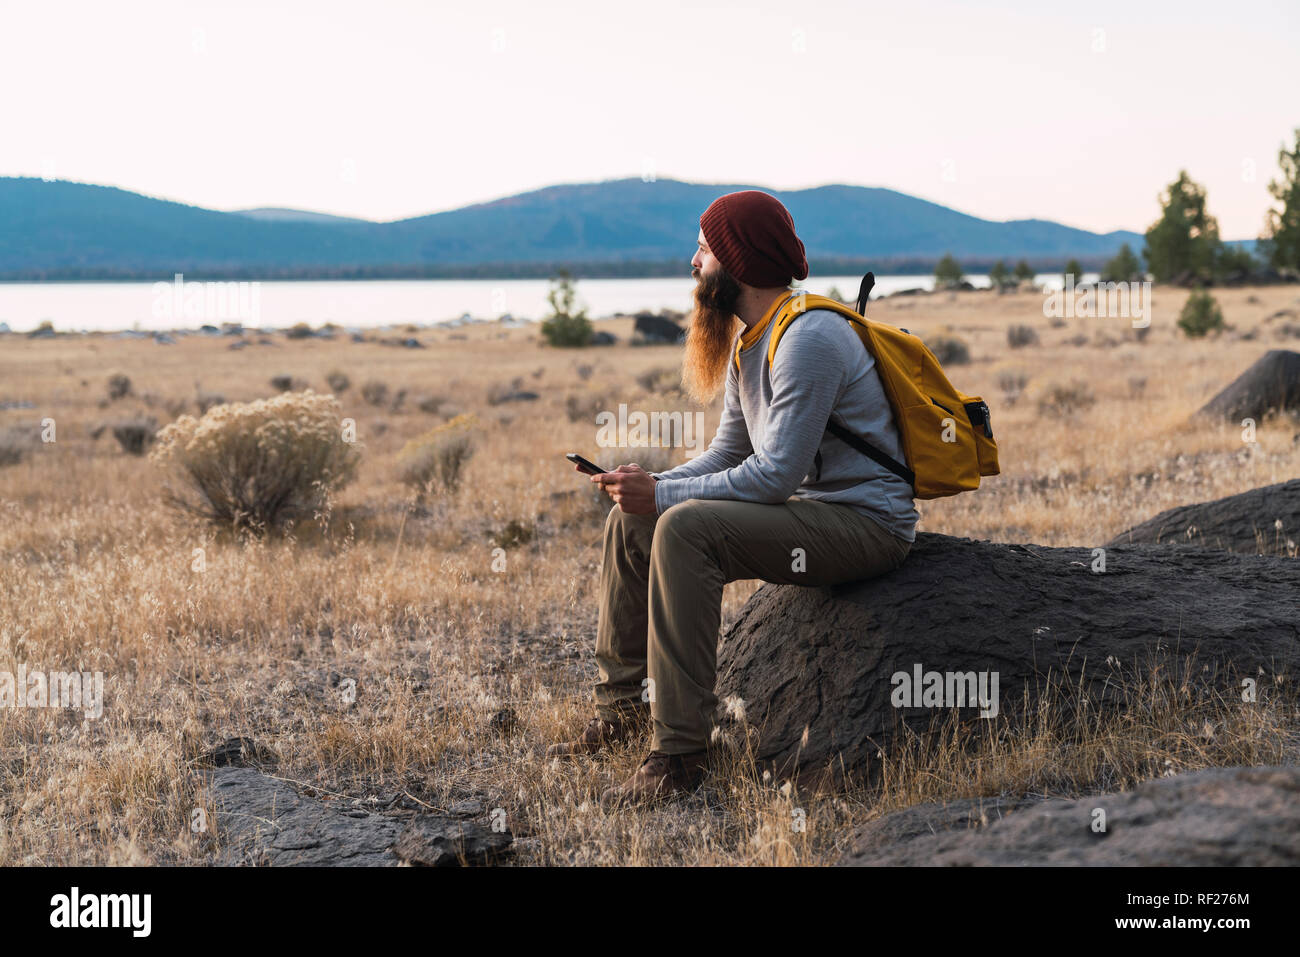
490, 390, 539, 404
194, 737, 276, 769
447, 798, 485, 817
488, 707, 518, 735
270, 375, 308, 392
392, 815, 512, 866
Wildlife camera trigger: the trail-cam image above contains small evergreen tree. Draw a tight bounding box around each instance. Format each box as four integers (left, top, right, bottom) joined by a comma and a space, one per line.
1101, 243, 1142, 282
934, 253, 963, 289
1177, 290, 1225, 338
539, 269, 593, 347
988, 261, 1009, 288
1013, 260, 1035, 283
1215, 244, 1258, 279
1063, 258, 1083, 285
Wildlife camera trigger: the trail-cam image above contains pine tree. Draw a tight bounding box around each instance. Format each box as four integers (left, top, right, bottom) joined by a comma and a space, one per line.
1143, 171, 1221, 282
1263, 128, 1300, 273
1101, 243, 1142, 283
934, 253, 963, 289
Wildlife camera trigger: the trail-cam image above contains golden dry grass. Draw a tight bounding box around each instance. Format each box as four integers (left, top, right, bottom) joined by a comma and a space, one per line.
1, 284, 1298, 865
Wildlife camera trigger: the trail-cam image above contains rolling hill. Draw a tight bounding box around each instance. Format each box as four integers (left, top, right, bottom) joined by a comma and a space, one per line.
0, 176, 1145, 279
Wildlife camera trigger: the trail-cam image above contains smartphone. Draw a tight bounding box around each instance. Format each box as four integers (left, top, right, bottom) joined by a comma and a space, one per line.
566, 452, 611, 476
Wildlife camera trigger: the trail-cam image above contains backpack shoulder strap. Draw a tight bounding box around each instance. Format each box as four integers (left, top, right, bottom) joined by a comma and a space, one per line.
766, 293, 867, 367
765, 292, 916, 487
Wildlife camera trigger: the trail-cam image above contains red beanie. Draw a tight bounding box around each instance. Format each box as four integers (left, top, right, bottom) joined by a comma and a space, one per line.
699, 190, 809, 288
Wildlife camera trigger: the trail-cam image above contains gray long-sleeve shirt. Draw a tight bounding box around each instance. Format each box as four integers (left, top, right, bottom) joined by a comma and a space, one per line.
651, 296, 920, 543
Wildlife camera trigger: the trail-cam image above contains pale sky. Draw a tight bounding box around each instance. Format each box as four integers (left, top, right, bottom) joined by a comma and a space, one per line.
1, 0, 1295, 239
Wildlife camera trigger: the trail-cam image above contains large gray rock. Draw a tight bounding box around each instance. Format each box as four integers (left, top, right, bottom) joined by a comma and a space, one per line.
715, 533, 1300, 782
208, 767, 512, 866
632, 313, 685, 345
1197, 349, 1300, 423
1106, 478, 1300, 555
841, 765, 1300, 865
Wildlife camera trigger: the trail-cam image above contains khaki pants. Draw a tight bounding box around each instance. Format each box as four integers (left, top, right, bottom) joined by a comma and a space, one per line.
595, 497, 911, 754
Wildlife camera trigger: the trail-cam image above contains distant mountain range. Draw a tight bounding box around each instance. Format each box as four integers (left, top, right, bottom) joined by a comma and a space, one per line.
0, 176, 1149, 280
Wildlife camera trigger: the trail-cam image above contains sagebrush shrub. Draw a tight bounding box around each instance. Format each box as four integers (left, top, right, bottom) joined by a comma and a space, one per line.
0, 427, 34, 467
107, 373, 132, 401
1007, 324, 1040, 348
397, 413, 477, 500
925, 335, 970, 365
361, 380, 389, 407
111, 417, 157, 455
1036, 380, 1097, 417
150, 390, 361, 533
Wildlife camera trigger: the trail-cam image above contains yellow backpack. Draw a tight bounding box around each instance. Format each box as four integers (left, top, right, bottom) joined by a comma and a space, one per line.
741, 274, 1000, 499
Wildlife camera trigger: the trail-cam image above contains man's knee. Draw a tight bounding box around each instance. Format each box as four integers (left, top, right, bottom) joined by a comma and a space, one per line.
603, 503, 657, 553
652, 499, 716, 553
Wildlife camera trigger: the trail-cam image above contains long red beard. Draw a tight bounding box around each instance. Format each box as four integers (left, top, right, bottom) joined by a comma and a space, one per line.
682, 268, 742, 403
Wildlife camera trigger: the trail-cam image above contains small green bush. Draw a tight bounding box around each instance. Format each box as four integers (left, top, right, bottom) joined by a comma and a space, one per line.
539, 270, 592, 347
1178, 290, 1225, 338
540, 312, 593, 347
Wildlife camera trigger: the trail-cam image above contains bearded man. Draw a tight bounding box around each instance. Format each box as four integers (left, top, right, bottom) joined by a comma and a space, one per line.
549, 190, 919, 803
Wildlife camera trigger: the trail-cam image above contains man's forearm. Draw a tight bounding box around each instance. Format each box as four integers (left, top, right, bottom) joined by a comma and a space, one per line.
650, 444, 746, 483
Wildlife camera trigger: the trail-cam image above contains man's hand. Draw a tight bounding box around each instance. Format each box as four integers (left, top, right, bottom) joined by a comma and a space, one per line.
593, 463, 657, 515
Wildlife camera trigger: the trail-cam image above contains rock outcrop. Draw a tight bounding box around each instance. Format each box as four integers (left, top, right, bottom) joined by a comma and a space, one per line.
207, 767, 512, 866
840, 765, 1300, 865
632, 313, 684, 345
1106, 478, 1300, 555
714, 533, 1300, 781
1197, 349, 1300, 423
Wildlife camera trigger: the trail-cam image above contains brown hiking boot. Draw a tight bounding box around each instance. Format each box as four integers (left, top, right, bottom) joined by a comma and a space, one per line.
600, 750, 709, 805
546, 715, 639, 757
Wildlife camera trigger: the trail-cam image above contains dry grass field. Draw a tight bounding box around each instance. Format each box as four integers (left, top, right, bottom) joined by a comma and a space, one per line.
1, 283, 1298, 865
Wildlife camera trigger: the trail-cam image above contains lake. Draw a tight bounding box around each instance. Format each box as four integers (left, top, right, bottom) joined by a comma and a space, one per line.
0, 273, 1097, 334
